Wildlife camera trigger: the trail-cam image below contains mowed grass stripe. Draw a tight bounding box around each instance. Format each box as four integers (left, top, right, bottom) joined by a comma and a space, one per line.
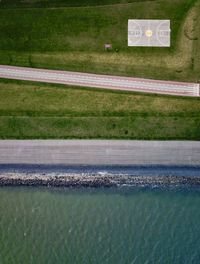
0, 79, 200, 117
0, 116, 199, 140
0, 0, 153, 8
0, 79, 199, 139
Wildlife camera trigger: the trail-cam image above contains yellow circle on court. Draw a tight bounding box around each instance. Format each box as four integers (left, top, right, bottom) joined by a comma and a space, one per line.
145, 30, 153, 37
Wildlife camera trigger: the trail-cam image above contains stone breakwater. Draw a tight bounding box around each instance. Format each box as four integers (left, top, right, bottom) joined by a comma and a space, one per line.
1, 173, 200, 187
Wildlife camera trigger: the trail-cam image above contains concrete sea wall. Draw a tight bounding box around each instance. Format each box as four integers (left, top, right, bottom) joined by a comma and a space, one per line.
0, 140, 200, 187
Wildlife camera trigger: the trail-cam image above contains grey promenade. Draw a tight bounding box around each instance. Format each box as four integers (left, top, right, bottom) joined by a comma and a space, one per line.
0, 65, 199, 97
0, 140, 200, 166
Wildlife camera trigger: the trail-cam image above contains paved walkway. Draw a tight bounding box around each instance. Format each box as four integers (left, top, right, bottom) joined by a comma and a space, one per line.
0, 140, 199, 166
0, 65, 199, 96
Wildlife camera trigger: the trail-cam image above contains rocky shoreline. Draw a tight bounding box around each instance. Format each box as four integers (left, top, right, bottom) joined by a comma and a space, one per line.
1, 172, 200, 188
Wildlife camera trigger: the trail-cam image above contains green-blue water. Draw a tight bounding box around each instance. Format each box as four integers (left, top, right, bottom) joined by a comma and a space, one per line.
0, 187, 200, 264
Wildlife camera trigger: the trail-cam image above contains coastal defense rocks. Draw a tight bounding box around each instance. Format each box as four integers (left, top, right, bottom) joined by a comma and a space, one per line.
0, 173, 200, 188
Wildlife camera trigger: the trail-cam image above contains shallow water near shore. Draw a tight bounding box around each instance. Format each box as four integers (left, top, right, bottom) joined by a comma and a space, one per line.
1, 164, 200, 177
0, 186, 200, 263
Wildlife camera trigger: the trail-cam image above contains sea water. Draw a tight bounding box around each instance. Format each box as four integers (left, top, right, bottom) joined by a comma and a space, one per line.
0, 186, 200, 264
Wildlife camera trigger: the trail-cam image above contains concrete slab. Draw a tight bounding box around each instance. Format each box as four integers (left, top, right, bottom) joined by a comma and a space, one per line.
0, 140, 199, 166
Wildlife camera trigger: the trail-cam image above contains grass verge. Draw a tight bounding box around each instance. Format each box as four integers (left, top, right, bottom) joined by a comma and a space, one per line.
0, 79, 199, 139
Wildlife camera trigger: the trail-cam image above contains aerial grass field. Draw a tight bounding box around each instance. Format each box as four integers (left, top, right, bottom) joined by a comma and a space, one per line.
0, 79, 199, 139
0, 0, 157, 8
0, 0, 199, 139
0, 0, 199, 81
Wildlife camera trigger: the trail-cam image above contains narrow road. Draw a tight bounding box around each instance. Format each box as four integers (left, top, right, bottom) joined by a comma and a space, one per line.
0, 140, 199, 166
0, 65, 199, 96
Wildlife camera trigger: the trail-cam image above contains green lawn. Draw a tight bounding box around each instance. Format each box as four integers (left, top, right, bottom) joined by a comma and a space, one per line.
0, 79, 199, 139
0, 0, 199, 139
0, 0, 199, 81
0, 0, 152, 8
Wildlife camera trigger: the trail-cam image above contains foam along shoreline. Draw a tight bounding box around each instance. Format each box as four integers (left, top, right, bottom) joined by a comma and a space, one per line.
1, 171, 200, 188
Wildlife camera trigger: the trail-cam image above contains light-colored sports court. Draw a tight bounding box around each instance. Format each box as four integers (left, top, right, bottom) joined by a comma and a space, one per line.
128, 19, 171, 47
